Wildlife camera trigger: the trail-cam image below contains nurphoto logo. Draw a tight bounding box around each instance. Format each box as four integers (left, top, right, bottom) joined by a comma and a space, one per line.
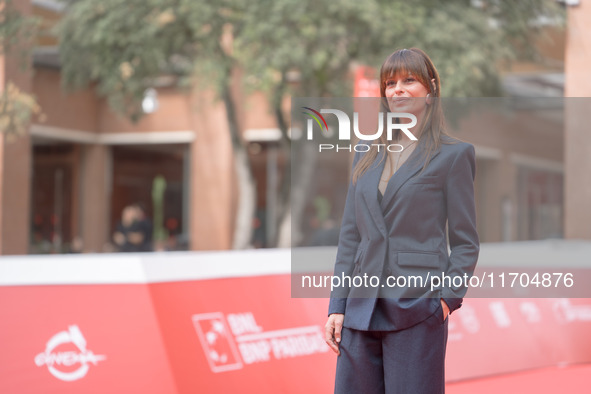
302, 107, 418, 152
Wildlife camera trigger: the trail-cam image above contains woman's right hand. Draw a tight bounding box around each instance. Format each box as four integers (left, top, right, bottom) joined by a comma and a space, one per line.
324, 313, 344, 355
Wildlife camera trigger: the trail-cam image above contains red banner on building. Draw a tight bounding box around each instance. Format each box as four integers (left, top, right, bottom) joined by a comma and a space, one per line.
354, 66, 380, 97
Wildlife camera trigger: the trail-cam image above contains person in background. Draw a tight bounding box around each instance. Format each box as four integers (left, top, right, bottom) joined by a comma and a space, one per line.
133, 202, 153, 252
113, 204, 152, 252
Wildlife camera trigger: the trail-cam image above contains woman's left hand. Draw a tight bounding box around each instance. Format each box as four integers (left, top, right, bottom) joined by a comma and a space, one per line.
441, 299, 450, 321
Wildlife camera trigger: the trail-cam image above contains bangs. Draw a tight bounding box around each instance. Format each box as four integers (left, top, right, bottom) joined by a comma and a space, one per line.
380, 49, 431, 94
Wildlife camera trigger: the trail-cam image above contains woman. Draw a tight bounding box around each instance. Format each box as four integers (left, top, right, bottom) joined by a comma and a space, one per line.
324, 48, 479, 393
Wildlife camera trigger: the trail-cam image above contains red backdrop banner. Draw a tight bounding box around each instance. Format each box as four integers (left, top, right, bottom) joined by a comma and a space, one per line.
1, 251, 590, 393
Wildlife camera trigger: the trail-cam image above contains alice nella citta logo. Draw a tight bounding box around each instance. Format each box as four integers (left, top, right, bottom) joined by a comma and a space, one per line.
34, 325, 106, 382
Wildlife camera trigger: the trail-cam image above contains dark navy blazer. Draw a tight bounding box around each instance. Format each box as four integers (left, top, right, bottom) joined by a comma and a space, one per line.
328, 135, 480, 331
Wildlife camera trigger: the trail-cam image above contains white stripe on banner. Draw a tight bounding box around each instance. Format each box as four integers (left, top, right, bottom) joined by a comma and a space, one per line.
0, 249, 291, 286
2, 240, 591, 286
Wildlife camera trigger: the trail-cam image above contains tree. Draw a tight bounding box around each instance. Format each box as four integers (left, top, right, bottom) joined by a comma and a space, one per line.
57, 0, 257, 249
0, 81, 42, 139
56, 0, 564, 249
234, 0, 413, 246
237, 0, 564, 246
0, 0, 41, 138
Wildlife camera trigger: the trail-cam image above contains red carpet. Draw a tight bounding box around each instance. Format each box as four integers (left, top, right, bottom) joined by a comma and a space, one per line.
447, 363, 591, 394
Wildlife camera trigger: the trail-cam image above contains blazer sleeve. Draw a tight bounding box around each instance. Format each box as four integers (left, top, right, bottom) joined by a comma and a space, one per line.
442, 143, 480, 314
328, 151, 363, 316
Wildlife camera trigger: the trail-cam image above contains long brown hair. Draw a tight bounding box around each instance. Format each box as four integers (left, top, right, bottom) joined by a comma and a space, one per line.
352, 48, 455, 183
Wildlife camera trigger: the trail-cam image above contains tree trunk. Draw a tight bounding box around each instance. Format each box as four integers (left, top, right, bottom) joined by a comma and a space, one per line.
232, 147, 256, 249
286, 141, 318, 246
221, 80, 256, 249
273, 80, 319, 247
272, 75, 293, 248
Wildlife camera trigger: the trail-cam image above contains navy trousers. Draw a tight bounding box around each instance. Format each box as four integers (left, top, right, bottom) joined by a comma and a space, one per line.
334, 306, 449, 394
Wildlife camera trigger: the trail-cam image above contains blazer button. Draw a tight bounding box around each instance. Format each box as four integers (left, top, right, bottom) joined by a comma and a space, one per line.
385, 267, 392, 276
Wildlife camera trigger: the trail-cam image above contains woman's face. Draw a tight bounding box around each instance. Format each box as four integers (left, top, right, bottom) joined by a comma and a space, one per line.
384, 71, 430, 116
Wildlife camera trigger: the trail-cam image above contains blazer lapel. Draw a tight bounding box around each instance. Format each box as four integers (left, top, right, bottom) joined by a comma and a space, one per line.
360, 155, 389, 238
379, 140, 441, 210
359, 139, 442, 236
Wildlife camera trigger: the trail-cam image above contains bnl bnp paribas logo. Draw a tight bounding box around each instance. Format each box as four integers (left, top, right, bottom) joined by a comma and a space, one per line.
302, 107, 418, 152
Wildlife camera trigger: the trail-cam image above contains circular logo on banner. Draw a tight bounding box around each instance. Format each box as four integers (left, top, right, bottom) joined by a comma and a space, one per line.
34, 325, 106, 381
